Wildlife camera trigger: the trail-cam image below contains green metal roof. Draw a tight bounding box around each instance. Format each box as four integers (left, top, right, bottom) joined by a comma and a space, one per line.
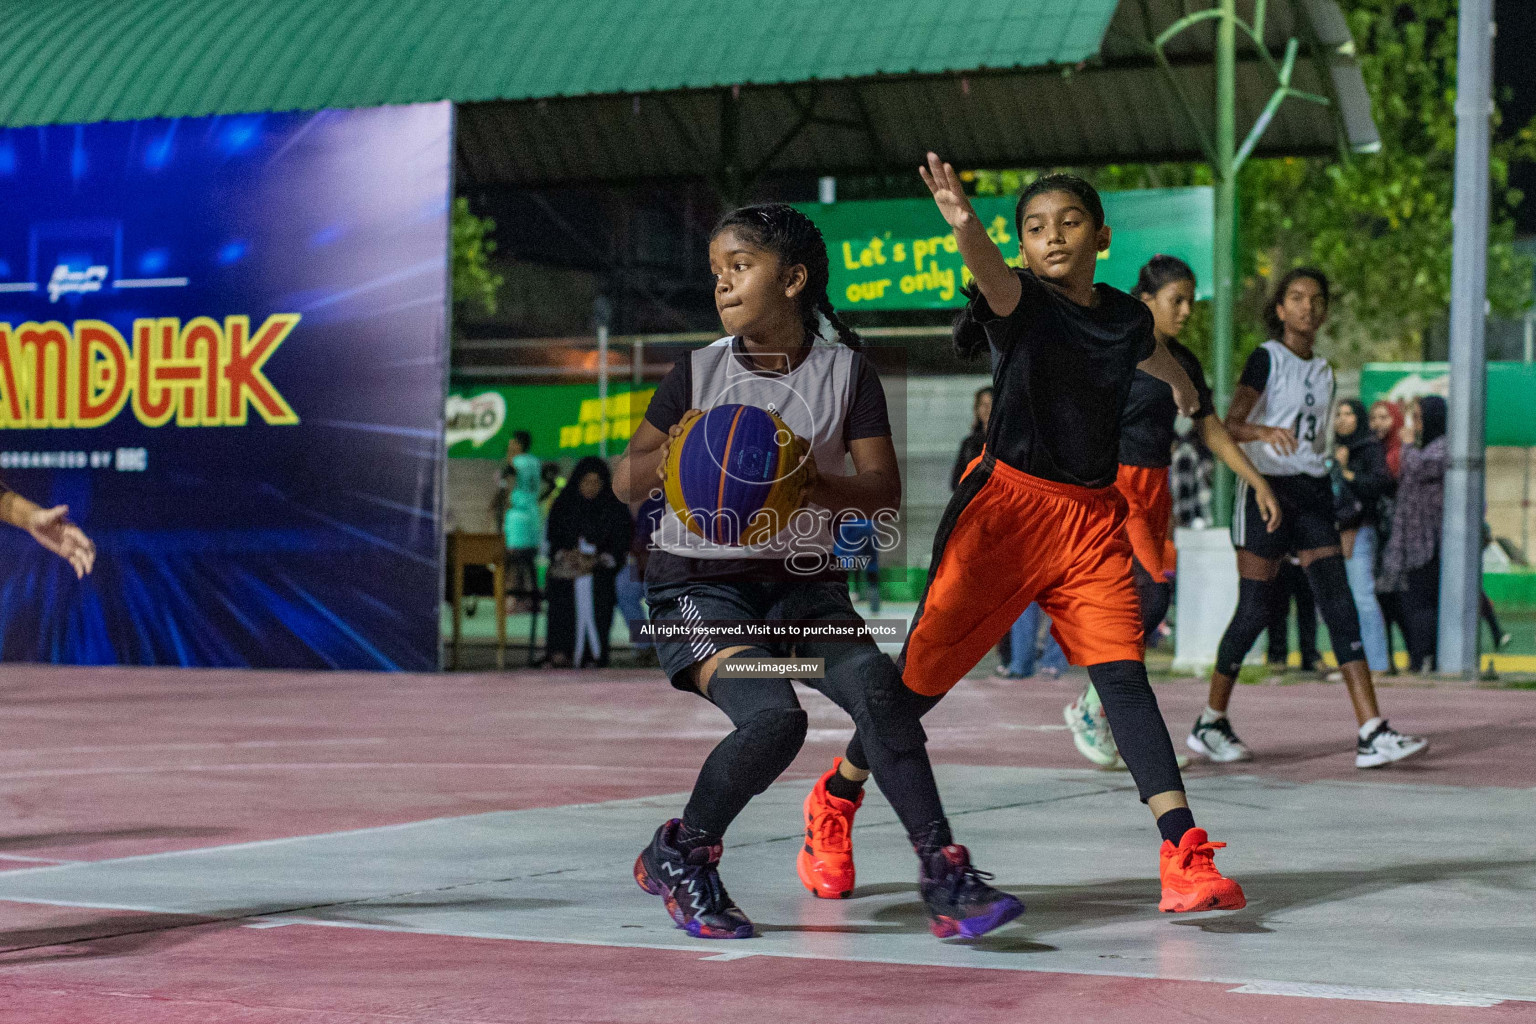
0, 0, 1119, 128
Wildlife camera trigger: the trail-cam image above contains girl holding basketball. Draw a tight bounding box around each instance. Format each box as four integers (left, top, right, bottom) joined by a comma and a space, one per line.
612, 203, 1020, 940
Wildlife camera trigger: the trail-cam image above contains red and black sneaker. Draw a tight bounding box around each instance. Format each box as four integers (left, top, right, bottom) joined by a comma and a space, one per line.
634, 819, 755, 939
797, 759, 862, 899
919, 844, 1024, 939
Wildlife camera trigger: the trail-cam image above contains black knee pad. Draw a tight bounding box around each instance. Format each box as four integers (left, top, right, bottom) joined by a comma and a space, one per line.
1216, 577, 1274, 677
1304, 555, 1364, 666
728, 707, 808, 795
860, 653, 934, 755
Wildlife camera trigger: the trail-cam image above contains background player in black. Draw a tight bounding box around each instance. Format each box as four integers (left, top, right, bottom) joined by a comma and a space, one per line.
1064, 255, 1280, 768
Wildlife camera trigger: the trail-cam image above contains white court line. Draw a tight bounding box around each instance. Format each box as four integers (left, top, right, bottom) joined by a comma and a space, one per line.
0, 738, 390, 758
1229, 981, 1505, 1007
0, 762, 704, 781
0, 854, 80, 865
0, 282, 37, 292
118, 912, 1533, 1008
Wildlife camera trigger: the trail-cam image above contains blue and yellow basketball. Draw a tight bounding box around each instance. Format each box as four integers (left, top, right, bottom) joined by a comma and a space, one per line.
664, 404, 808, 547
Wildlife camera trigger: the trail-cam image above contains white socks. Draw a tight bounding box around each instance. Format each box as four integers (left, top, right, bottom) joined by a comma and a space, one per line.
1359, 717, 1384, 740
1198, 706, 1226, 726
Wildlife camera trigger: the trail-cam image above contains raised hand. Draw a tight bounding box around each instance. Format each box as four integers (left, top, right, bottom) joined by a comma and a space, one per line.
918, 152, 978, 232
26, 505, 95, 579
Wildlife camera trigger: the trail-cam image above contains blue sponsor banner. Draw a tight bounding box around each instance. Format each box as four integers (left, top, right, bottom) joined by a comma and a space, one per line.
0, 103, 452, 669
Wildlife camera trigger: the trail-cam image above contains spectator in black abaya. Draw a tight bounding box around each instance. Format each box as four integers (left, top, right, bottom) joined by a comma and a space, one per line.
543, 457, 633, 668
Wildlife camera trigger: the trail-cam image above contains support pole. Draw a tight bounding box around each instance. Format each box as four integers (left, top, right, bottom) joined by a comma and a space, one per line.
1211, 0, 1238, 526
594, 296, 613, 458
1438, 0, 1494, 676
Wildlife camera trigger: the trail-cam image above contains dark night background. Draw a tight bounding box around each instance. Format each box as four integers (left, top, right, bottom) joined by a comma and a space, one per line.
1496, 0, 1534, 234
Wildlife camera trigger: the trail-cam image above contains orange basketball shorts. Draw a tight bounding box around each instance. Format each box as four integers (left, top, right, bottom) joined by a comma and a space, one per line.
898, 452, 1144, 698
1114, 463, 1174, 582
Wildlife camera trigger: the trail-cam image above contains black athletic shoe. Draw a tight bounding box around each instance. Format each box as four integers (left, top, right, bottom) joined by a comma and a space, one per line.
919, 844, 1024, 939
634, 819, 755, 939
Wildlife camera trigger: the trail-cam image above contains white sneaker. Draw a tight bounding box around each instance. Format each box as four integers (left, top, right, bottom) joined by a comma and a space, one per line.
1355, 721, 1429, 768
1064, 690, 1119, 767
1186, 715, 1253, 763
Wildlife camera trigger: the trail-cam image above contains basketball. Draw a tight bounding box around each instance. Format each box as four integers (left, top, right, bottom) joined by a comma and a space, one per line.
663, 404, 809, 546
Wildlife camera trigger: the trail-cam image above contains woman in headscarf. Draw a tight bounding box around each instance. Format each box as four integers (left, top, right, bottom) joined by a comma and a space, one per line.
543, 456, 633, 668
1330, 399, 1393, 673
1380, 396, 1447, 672
1368, 399, 1406, 670
1369, 400, 1405, 479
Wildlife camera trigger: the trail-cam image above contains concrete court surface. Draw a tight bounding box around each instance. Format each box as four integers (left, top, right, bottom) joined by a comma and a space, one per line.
0, 663, 1533, 1023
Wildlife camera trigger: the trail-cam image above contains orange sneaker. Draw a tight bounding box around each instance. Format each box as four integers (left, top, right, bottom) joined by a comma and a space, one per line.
796, 759, 862, 899
1158, 827, 1246, 912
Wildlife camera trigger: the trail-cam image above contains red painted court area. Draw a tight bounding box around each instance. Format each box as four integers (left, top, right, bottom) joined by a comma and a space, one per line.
1, 664, 1533, 1023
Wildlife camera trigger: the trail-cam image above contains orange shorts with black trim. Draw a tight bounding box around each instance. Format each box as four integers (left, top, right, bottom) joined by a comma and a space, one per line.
1115, 464, 1174, 582
898, 452, 1144, 698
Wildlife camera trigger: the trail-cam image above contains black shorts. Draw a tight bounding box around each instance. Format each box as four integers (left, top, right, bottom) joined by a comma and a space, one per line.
644, 578, 869, 692
1231, 473, 1340, 559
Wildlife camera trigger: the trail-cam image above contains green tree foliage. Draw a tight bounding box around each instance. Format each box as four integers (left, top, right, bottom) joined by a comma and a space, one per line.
973, 0, 1536, 370
452, 196, 504, 316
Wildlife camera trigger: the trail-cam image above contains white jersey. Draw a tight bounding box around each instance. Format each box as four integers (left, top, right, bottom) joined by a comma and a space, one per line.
1239, 340, 1334, 478
651, 336, 856, 561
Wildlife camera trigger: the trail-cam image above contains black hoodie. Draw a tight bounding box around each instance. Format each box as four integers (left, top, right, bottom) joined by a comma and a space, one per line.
1333, 398, 1392, 528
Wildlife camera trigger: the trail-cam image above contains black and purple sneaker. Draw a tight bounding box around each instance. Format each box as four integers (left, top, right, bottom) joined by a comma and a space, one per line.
919, 844, 1024, 939
634, 819, 755, 939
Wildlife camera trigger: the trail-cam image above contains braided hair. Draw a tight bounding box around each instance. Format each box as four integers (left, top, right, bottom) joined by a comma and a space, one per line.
710, 203, 862, 349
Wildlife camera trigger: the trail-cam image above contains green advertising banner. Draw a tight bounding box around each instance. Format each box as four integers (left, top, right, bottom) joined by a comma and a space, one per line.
446, 383, 656, 460
1359, 362, 1536, 446
793, 187, 1214, 311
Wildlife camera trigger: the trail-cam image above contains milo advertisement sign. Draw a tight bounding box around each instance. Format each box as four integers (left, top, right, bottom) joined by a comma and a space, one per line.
445, 383, 655, 459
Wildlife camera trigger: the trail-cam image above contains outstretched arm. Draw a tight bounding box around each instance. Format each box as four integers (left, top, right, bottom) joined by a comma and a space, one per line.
919, 152, 1021, 317
0, 490, 96, 578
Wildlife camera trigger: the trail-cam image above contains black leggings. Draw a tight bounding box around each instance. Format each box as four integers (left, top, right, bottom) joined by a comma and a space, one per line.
683, 636, 945, 846
1087, 660, 1185, 801
1267, 560, 1319, 667
1480, 591, 1504, 645
1402, 556, 1440, 672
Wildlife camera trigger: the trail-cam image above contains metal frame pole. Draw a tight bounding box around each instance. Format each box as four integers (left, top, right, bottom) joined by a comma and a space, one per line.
1438, 0, 1494, 676
1211, 0, 1238, 527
